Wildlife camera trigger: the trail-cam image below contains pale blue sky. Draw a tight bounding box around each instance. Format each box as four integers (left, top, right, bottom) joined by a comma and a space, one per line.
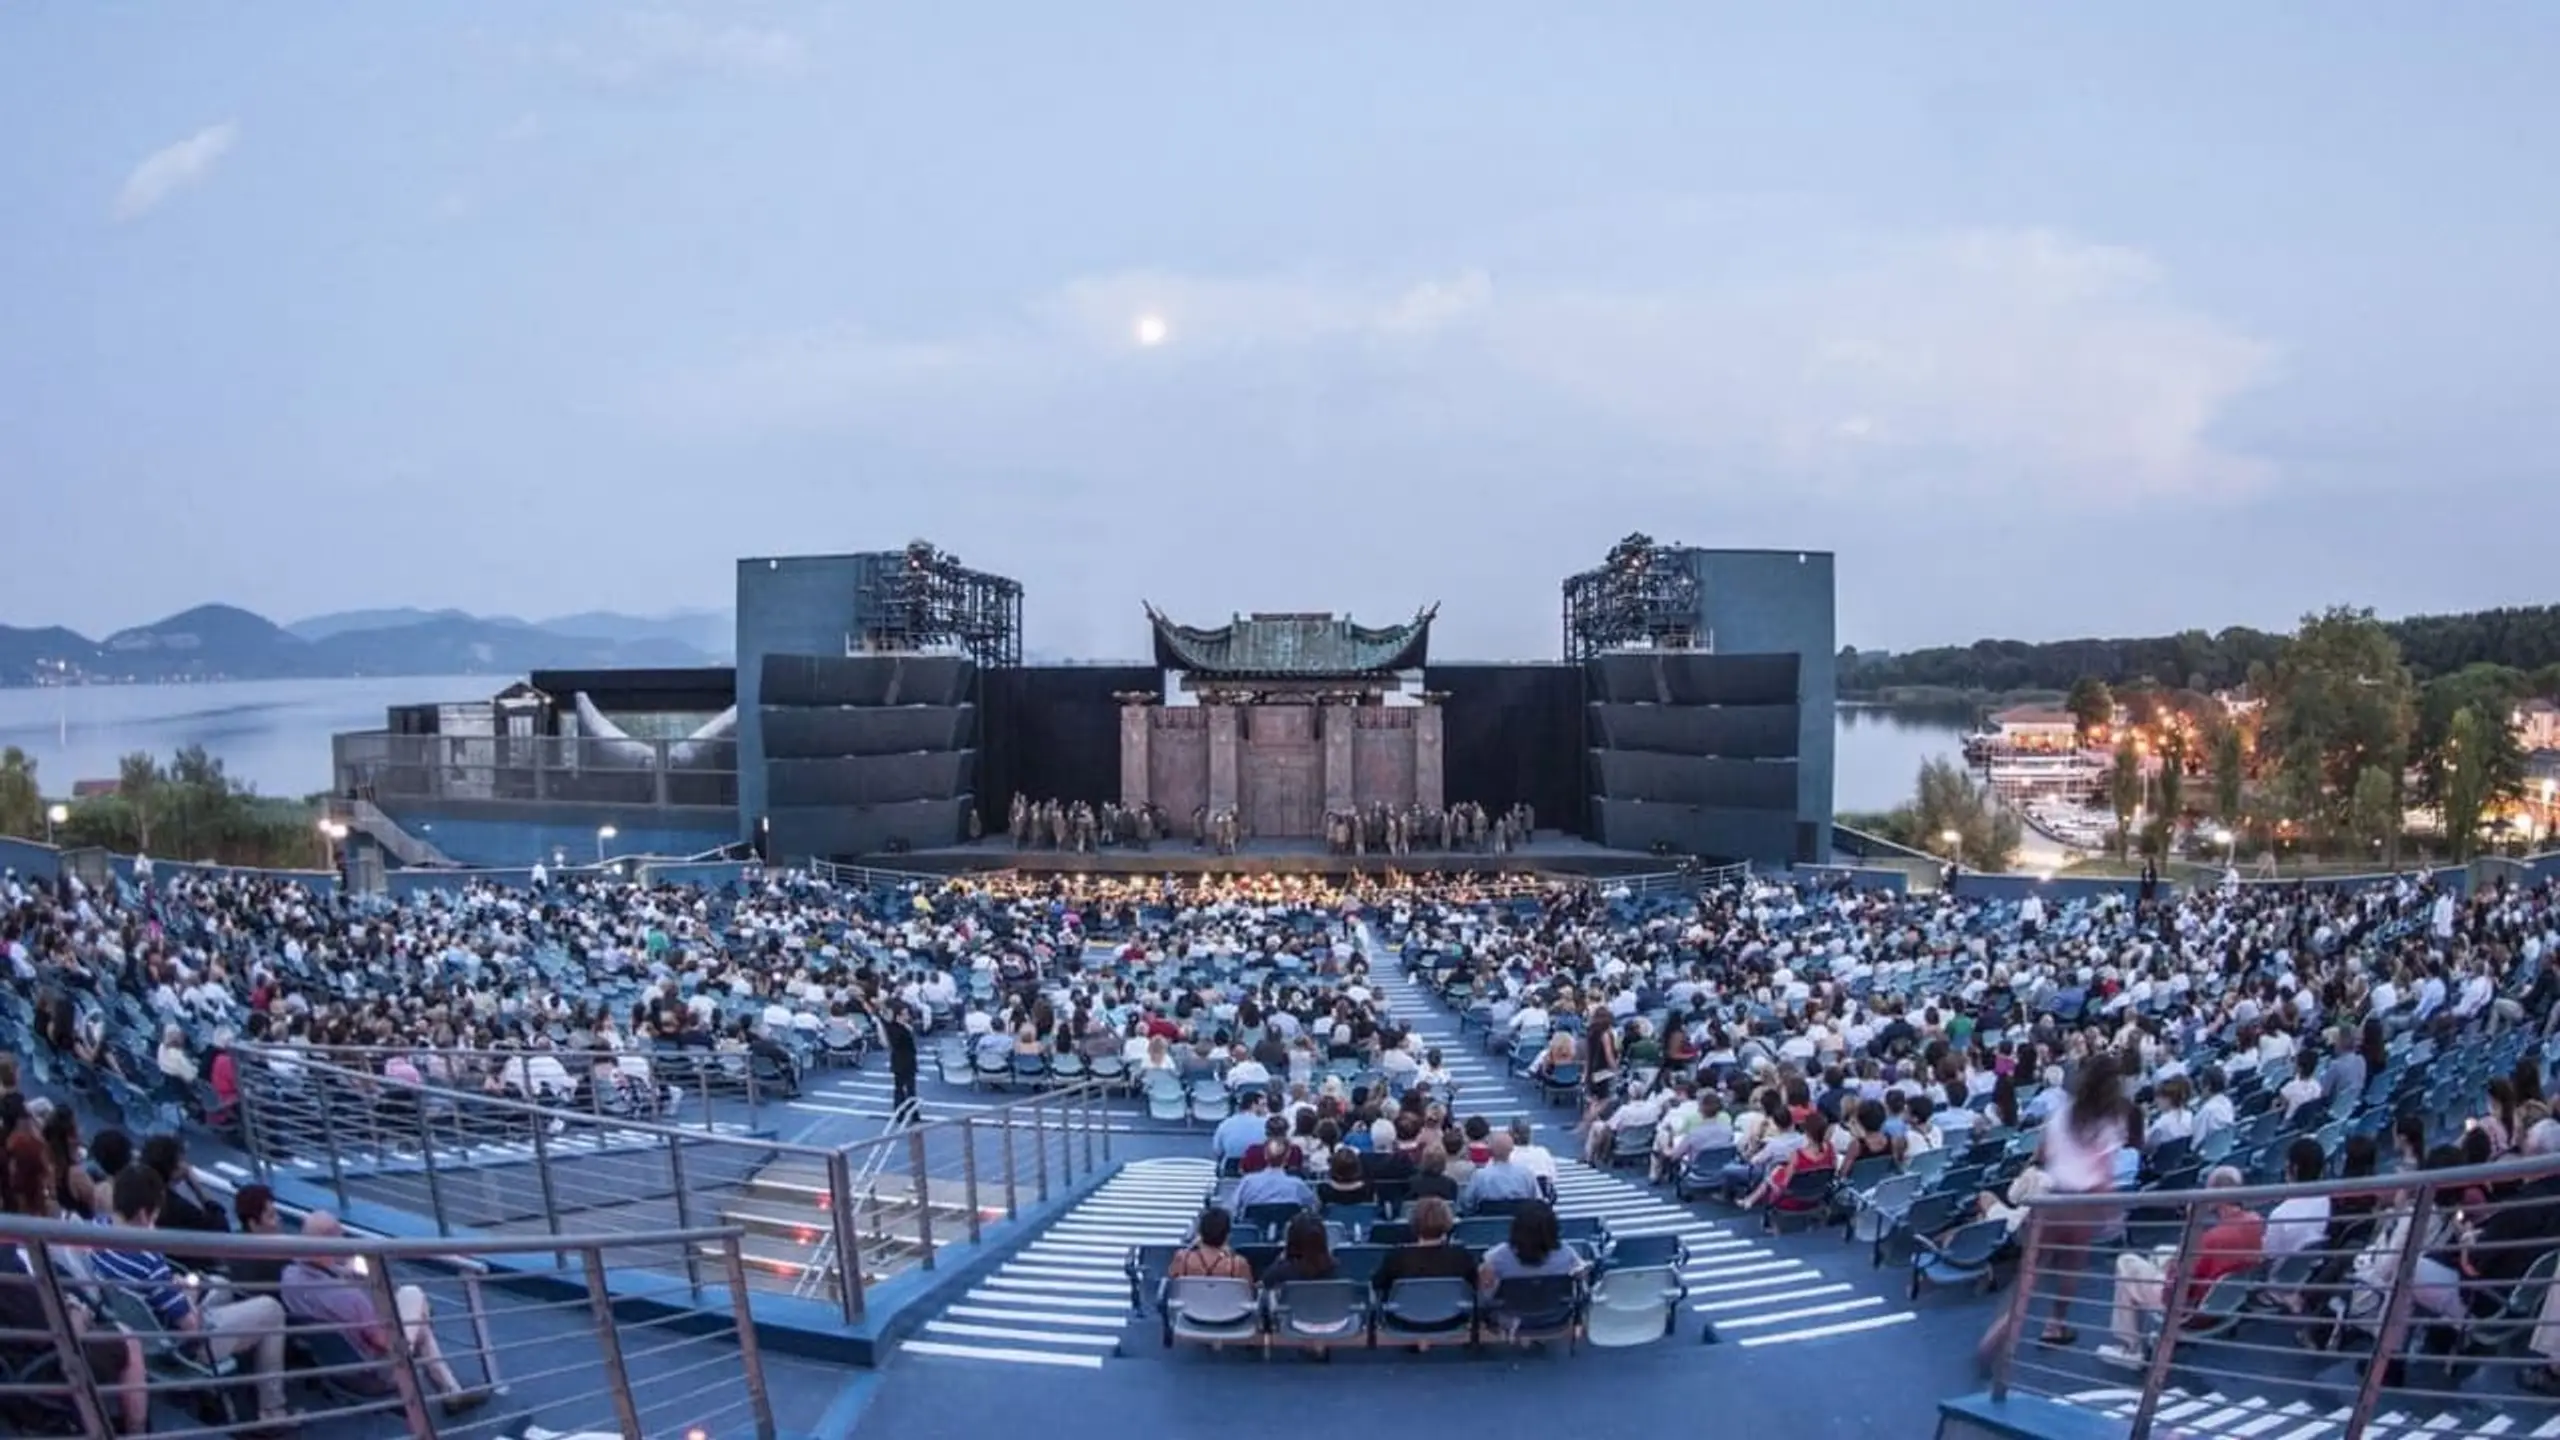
4, 5, 2555, 660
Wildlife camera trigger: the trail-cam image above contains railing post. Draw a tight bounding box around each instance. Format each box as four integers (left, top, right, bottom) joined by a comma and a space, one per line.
529, 1108, 566, 1247
2348, 1183, 2440, 1440
1081, 1083, 1097, 1174
581, 1247, 649, 1440
961, 1116, 983, 1244
907, 1121, 937, 1269
718, 1237, 781, 1440
1034, 1097, 1051, 1204
238, 1066, 272, 1183
415, 1094, 451, 1238
359, 1248, 444, 1440
2129, 1203, 2214, 1440
827, 1148, 867, 1323
314, 1069, 351, 1210
668, 1133, 705, 1296
1101, 1081, 1115, 1165
1987, 1208, 2047, 1400
1001, 1108, 1020, 1221
25, 1239, 116, 1440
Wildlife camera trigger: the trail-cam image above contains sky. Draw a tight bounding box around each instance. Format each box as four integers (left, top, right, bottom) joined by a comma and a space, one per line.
3, 5, 2557, 662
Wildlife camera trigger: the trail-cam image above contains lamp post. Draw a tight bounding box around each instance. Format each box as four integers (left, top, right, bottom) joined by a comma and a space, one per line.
596, 824, 618, 864
1939, 827, 1963, 868
2209, 825, 2235, 866
316, 818, 349, 869
2543, 778, 2557, 845
44, 803, 68, 846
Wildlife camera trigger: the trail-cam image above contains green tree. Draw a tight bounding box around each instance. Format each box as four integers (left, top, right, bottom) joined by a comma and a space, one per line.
2065, 677, 2115, 741
2350, 763, 2400, 865
2415, 664, 2526, 813
2440, 704, 2495, 861
2156, 725, 2188, 826
2109, 734, 2143, 857
2211, 724, 2247, 822
0, 746, 39, 839
1911, 756, 2022, 872
117, 751, 163, 852
2259, 607, 2417, 828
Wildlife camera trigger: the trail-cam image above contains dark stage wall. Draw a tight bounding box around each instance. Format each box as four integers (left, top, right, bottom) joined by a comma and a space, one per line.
978, 666, 1160, 826
1424, 664, 1588, 834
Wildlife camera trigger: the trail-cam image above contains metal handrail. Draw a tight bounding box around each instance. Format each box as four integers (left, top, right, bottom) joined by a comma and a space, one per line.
1987, 1140, 2560, 1440
238, 1046, 841, 1160
0, 1209, 752, 1259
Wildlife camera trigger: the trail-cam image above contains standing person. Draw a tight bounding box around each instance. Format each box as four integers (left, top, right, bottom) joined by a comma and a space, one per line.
1988, 1050, 2128, 1357
868, 995, 921, 1124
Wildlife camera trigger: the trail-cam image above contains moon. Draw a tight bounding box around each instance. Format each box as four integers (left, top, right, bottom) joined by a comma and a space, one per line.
1133, 313, 1169, 347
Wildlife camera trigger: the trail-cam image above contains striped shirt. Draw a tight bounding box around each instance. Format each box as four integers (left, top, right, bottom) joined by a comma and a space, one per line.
86, 1223, 191, 1331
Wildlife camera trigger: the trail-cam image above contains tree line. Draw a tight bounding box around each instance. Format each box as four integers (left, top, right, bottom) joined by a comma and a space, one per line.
1840, 602, 2560, 700
0, 744, 328, 868
1845, 605, 2559, 871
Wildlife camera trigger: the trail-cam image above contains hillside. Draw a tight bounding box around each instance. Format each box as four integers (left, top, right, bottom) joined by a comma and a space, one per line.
0, 604, 725, 686
1840, 603, 2560, 698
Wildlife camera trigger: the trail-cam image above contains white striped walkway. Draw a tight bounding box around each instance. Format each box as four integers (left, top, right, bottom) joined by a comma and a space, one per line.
895, 1156, 1213, 1370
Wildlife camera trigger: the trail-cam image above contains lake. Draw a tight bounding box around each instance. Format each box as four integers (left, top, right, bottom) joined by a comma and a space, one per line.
0, 679, 1971, 813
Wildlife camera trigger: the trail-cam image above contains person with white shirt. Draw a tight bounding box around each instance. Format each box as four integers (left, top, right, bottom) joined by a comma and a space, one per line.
2276, 1051, 2326, 1118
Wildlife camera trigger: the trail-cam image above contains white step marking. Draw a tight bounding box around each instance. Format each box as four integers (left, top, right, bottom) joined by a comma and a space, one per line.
944, 1304, 1128, 1329
923, 1320, 1121, 1347
1733, 1310, 1918, 1346
898, 1339, 1105, 1369
1693, 1283, 1855, 1313
1715, 1296, 1884, 1329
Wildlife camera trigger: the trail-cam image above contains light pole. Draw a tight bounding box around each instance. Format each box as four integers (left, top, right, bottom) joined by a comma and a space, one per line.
1939, 827, 1963, 868
596, 824, 618, 864
316, 818, 348, 869
44, 803, 67, 846
2210, 825, 2235, 866
2543, 778, 2557, 846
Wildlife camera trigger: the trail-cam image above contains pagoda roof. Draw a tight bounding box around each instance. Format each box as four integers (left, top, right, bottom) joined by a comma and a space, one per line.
1145, 604, 1436, 677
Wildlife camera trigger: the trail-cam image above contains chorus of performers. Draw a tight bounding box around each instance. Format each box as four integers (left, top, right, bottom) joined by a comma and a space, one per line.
1324, 801, 1535, 856
1005, 795, 1175, 852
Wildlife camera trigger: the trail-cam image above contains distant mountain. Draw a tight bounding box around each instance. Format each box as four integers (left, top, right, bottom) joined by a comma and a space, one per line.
537, 609, 732, 657
0, 603, 726, 686
287, 607, 494, 641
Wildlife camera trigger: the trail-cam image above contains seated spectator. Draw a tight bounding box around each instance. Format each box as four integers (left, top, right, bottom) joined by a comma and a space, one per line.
1742, 1111, 1838, 1211
1408, 1144, 1459, 1204
1231, 1148, 1317, 1214
1476, 1200, 1584, 1333
141, 1132, 231, 1236
2278, 1051, 2325, 1118
89, 1165, 299, 1431
1461, 1132, 1541, 1214
2096, 1166, 2264, 1367
1317, 1148, 1374, 1210
230, 1183, 289, 1296
1239, 1116, 1303, 1176
156, 1024, 199, 1084
0, 1242, 148, 1436
1507, 1117, 1560, 1199
280, 1211, 490, 1415
1373, 1196, 1475, 1296
1259, 1213, 1337, 1289
1167, 1206, 1252, 1281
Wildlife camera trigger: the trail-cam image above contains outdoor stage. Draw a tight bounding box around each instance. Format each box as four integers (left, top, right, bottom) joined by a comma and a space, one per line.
868, 829, 1677, 877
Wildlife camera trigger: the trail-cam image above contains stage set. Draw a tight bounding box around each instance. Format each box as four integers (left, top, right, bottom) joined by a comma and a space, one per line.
732, 536, 1839, 875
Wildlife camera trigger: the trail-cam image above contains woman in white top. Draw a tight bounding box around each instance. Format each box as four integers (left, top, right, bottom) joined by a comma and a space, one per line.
2276, 1051, 2326, 1119
2008, 1051, 2128, 1350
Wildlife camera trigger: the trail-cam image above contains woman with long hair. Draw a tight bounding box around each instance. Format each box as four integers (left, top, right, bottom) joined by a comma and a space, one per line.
1999, 1049, 2128, 1352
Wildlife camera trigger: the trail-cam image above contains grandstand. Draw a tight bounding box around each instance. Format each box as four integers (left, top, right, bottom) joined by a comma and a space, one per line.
3, 841, 2558, 1440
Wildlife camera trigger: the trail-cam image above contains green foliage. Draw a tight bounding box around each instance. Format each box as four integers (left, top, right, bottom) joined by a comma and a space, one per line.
2108, 734, 2142, 856
2211, 724, 2247, 822
29, 743, 320, 867
2065, 677, 2115, 738
2156, 725, 2188, 823
2439, 705, 2496, 861
1837, 604, 2560, 697
2350, 764, 2400, 863
0, 746, 40, 838
1849, 757, 2022, 872
2414, 664, 2527, 810
2258, 607, 2415, 829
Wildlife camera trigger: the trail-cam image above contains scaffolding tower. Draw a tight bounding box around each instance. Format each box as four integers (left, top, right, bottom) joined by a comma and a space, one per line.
1561, 532, 1705, 659
857, 539, 1024, 667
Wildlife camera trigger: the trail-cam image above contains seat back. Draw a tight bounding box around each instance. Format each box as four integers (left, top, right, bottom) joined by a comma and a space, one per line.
1489, 1273, 1581, 1332
1271, 1278, 1368, 1338
1165, 1276, 1258, 1326
1379, 1276, 1476, 1330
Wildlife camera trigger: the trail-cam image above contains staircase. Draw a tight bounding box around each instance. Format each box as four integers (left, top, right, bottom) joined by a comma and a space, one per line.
709, 1155, 1001, 1303
337, 797, 455, 868
896, 1157, 1214, 1370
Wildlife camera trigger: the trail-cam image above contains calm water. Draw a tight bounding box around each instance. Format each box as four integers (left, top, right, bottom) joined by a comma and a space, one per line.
0, 679, 1969, 813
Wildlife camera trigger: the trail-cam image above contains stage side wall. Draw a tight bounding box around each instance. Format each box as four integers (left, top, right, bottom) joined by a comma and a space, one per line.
979, 666, 1160, 827
734, 555, 874, 843
1425, 664, 1588, 835
1686, 550, 1837, 861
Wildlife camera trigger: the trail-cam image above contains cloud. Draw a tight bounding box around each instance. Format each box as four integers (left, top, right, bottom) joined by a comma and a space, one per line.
550, 11, 810, 87
655, 223, 2277, 508
113, 122, 240, 222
